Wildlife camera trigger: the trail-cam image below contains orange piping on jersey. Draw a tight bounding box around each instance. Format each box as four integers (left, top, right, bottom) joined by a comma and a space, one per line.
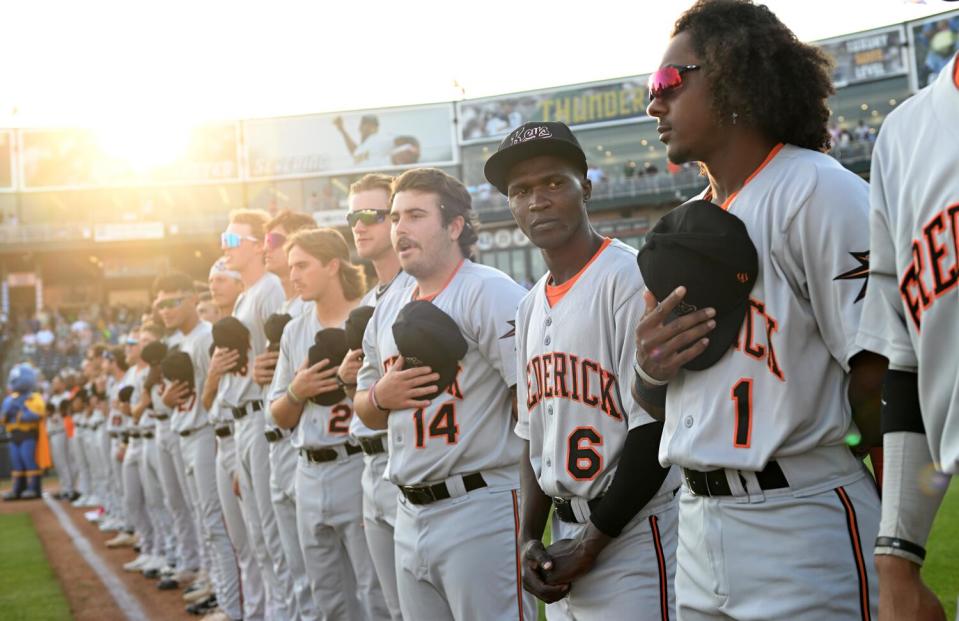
649, 515, 670, 621
704, 143, 785, 207
545, 237, 612, 307
953, 52, 959, 89
414, 258, 465, 302
836, 487, 872, 621
511, 490, 525, 621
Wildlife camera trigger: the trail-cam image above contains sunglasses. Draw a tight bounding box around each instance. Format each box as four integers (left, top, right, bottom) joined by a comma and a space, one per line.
265, 231, 287, 251
220, 231, 260, 249
123, 338, 138, 346
347, 209, 390, 228
648, 64, 701, 101
155, 296, 188, 311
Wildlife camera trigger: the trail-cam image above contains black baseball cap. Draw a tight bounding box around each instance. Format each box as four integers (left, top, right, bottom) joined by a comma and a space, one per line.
308, 328, 349, 406
637, 200, 758, 371
484, 121, 588, 195
392, 300, 469, 402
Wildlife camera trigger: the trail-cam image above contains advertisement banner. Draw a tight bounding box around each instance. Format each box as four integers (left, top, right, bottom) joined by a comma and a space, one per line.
20, 123, 240, 190
0, 130, 12, 190
244, 103, 456, 179
457, 75, 651, 144
910, 9, 959, 88
818, 26, 908, 88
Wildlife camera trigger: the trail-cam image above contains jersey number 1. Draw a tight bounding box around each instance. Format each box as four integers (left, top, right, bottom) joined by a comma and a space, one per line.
731, 378, 753, 448
413, 402, 458, 448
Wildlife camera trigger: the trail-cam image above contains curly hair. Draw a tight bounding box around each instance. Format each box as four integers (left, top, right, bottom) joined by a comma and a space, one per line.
674, 0, 835, 152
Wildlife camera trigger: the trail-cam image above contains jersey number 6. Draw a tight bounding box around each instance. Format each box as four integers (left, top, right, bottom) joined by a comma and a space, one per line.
567, 427, 603, 480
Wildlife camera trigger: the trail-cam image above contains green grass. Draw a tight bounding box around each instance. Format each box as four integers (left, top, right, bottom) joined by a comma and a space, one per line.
926, 479, 959, 621
534, 481, 958, 620
0, 513, 72, 621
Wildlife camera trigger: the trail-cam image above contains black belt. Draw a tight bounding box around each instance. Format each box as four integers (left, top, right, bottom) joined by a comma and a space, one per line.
552, 495, 603, 523
400, 473, 487, 506
179, 429, 197, 438
357, 435, 385, 455
129, 431, 141, 439
142, 431, 155, 439
264, 429, 282, 443
153, 414, 169, 421
683, 461, 788, 497
232, 400, 262, 420
214, 426, 232, 438
300, 443, 362, 464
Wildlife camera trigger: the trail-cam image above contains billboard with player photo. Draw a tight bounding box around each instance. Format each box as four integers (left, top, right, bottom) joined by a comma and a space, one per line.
243, 103, 456, 179
909, 9, 959, 89
19, 123, 240, 190
457, 75, 651, 144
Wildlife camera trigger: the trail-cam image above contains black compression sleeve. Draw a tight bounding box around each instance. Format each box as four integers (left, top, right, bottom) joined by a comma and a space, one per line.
589, 421, 670, 537
881, 370, 925, 434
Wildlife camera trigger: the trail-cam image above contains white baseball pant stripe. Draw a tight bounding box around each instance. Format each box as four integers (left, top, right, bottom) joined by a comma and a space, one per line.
235, 410, 294, 619
675, 474, 880, 620
295, 451, 387, 621
269, 437, 317, 620
549, 492, 678, 621
394, 486, 537, 621
179, 426, 242, 619
49, 431, 74, 495
361, 450, 402, 621
216, 434, 266, 621
156, 423, 201, 572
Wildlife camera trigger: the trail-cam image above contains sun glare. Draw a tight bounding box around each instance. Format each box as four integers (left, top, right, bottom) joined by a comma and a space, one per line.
94, 120, 192, 173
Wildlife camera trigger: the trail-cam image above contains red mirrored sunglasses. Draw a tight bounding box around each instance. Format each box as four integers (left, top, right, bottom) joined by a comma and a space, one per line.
648, 64, 701, 101
265, 232, 287, 250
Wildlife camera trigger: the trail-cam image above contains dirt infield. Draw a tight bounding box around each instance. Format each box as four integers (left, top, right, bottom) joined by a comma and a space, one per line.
0, 494, 192, 621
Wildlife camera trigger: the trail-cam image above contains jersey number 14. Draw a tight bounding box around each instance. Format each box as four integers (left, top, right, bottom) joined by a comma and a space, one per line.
413, 402, 458, 448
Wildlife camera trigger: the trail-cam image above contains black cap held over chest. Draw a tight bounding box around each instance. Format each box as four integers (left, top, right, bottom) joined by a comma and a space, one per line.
483, 121, 588, 195
265, 313, 293, 353
161, 350, 196, 392
345, 306, 376, 352
637, 200, 758, 371
392, 300, 469, 402
308, 328, 349, 406
211, 317, 250, 375
141, 341, 168, 367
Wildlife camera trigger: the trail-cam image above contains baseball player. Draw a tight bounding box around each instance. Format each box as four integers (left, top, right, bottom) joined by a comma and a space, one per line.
482, 121, 680, 620
856, 48, 959, 620
354, 168, 536, 621
46, 375, 76, 501
334, 173, 414, 621
155, 272, 242, 621
269, 228, 388, 621
69, 387, 95, 508
634, 2, 886, 619
254, 209, 319, 619
204, 211, 293, 620
203, 258, 269, 621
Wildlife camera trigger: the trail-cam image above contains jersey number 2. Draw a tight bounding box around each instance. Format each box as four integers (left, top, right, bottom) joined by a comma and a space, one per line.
413, 402, 458, 448
731, 378, 753, 448
328, 404, 351, 435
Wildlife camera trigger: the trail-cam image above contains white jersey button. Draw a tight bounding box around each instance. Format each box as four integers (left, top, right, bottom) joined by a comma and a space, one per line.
545, 317, 552, 326
684, 416, 694, 428
544, 336, 551, 346
547, 404, 553, 416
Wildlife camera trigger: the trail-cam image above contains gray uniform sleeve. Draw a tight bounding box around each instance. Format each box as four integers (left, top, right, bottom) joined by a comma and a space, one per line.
783, 168, 871, 371
269, 326, 296, 405
614, 287, 652, 431
513, 299, 531, 440
356, 307, 383, 392
856, 144, 918, 372
467, 276, 524, 387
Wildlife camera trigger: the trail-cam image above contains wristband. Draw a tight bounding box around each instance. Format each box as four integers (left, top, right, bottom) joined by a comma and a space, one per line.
874, 537, 926, 561
369, 381, 390, 413
633, 360, 669, 387
286, 385, 304, 406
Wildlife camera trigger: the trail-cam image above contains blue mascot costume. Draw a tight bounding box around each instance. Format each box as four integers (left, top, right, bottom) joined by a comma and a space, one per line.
2, 364, 48, 501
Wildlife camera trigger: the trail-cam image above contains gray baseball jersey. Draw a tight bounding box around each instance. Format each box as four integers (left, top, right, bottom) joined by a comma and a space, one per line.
661, 144, 872, 471
268, 309, 356, 449
516, 238, 680, 499
171, 320, 214, 433
219, 272, 285, 408
856, 53, 959, 475
356, 260, 526, 486
350, 271, 416, 440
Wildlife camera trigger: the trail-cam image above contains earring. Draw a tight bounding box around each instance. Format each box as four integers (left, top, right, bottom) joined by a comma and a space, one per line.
731, 112, 739, 125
